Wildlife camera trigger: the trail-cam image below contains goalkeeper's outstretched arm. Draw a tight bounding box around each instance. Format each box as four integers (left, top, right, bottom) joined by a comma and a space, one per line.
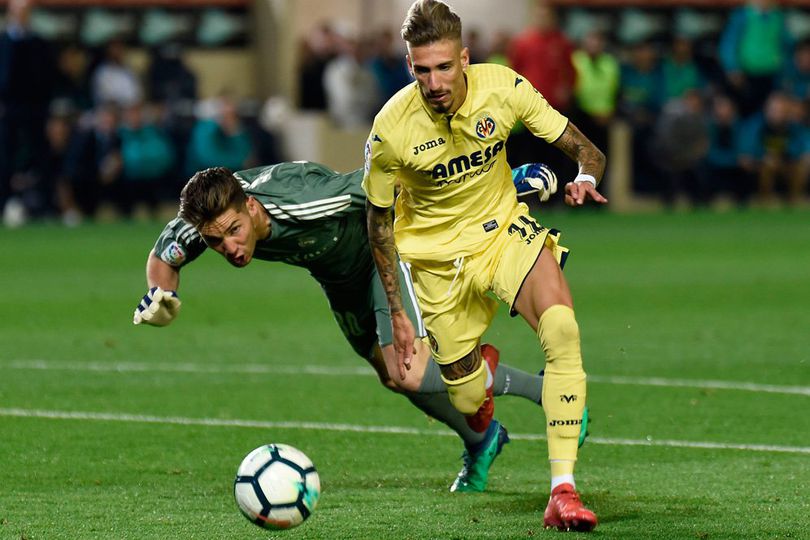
146, 250, 180, 291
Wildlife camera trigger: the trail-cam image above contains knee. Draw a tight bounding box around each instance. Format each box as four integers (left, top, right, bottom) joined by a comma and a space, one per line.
440, 352, 486, 415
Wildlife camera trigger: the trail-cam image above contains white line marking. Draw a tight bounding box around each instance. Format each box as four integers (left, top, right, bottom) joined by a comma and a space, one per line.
1, 408, 808, 455
587, 374, 810, 397
3, 359, 809, 396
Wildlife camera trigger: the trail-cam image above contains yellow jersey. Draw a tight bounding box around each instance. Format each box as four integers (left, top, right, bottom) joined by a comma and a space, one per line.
362, 63, 568, 261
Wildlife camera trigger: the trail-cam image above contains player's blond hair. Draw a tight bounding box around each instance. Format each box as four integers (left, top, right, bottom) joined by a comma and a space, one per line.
179, 167, 247, 229
401, 0, 462, 46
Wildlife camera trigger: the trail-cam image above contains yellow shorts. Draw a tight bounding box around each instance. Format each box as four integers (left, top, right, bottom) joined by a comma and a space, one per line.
408, 203, 569, 364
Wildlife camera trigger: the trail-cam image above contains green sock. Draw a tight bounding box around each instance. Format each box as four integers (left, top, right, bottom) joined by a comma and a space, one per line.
493, 365, 543, 405
404, 392, 486, 449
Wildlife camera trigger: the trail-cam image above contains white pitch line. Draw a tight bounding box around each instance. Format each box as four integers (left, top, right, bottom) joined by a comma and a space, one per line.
1, 407, 809, 456
586, 374, 810, 397
3, 359, 810, 397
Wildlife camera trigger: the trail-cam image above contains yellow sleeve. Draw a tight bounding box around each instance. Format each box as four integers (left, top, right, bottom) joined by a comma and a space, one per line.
361, 127, 398, 208
511, 75, 568, 143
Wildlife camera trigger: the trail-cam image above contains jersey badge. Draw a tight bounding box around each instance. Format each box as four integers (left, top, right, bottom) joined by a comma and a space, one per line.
161, 241, 187, 266
475, 115, 496, 139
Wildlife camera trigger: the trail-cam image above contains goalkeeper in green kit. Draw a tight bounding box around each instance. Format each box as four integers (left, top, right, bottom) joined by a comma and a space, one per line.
133, 159, 582, 492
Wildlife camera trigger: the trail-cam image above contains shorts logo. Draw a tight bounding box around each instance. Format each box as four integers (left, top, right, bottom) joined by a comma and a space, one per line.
482, 219, 498, 232
427, 331, 439, 354
560, 394, 577, 403
161, 241, 186, 265
475, 115, 496, 139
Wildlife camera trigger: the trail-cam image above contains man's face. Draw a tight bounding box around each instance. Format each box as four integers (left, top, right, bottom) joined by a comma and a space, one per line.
407, 38, 469, 115
199, 199, 261, 268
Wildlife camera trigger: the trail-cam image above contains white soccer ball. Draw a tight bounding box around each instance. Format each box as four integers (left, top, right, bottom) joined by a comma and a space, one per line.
233, 443, 321, 530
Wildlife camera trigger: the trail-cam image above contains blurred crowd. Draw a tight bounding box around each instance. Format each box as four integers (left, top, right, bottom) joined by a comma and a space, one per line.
301, 0, 810, 210
2, 0, 810, 227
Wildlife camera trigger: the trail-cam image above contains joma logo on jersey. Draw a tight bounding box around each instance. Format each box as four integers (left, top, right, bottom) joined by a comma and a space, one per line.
432, 141, 504, 179
413, 137, 446, 155
475, 115, 496, 139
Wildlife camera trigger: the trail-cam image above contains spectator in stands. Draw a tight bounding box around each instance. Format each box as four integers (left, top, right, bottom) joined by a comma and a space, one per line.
651, 89, 710, 208
485, 30, 512, 66
323, 33, 380, 129
53, 43, 93, 113
507, 0, 577, 180
660, 35, 706, 103
779, 38, 810, 103
185, 95, 254, 176
619, 39, 663, 195
117, 102, 176, 217
570, 29, 619, 158
298, 23, 338, 111
63, 104, 122, 220
367, 29, 412, 107
91, 39, 143, 108
702, 93, 752, 206
739, 91, 809, 205
718, 0, 793, 118
147, 43, 197, 113
0, 0, 57, 219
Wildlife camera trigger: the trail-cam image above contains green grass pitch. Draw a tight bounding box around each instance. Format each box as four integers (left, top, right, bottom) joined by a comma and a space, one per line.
1, 208, 808, 539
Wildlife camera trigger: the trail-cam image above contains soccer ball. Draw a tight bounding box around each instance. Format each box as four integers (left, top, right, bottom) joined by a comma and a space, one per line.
233, 443, 321, 530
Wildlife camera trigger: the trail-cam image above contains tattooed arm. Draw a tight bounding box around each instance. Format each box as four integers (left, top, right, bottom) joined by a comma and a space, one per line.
366, 200, 415, 379
552, 121, 609, 207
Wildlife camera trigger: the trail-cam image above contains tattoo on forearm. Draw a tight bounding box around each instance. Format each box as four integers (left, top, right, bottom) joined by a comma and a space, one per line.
554, 123, 606, 180
366, 202, 403, 313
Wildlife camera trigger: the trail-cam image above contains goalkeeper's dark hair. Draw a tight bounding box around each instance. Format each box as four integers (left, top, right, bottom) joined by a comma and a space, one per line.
401, 0, 462, 46
179, 167, 246, 229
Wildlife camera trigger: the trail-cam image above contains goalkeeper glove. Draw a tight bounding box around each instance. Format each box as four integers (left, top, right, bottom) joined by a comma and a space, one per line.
133, 287, 181, 326
512, 162, 558, 202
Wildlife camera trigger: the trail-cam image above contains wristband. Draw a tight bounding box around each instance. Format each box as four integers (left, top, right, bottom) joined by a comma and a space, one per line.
574, 173, 597, 188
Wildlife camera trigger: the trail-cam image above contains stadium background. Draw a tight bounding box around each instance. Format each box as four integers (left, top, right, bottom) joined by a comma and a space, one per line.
1, 1, 808, 539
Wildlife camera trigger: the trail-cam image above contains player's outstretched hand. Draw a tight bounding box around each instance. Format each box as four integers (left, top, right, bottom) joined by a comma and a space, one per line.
564, 179, 608, 207
391, 310, 415, 380
133, 287, 181, 326
512, 162, 558, 202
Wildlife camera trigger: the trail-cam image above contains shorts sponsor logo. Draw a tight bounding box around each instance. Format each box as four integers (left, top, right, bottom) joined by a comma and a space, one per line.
482, 219, 498, 232
475, 115, 496, 139
412, 137, 445, 156
548, 419, 583, 427
161, 242, 186, 265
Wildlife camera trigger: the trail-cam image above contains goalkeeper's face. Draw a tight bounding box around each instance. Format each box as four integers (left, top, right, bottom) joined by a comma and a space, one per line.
199, 198, 268, 268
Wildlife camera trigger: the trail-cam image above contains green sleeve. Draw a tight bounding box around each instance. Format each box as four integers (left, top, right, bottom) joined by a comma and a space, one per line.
152, 217, 207, 268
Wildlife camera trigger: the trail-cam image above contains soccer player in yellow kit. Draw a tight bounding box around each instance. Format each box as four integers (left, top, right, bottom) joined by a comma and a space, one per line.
362, 0, 607, 532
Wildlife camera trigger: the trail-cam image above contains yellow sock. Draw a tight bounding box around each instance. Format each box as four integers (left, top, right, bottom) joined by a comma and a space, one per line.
538, 305, 587, 473
441, 361, 487, 416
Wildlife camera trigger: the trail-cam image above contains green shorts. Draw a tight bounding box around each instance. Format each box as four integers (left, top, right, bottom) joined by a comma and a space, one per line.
322, 259, 426, 359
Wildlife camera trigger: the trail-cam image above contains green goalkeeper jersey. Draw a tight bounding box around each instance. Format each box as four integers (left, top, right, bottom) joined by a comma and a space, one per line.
153, 161, 372, 287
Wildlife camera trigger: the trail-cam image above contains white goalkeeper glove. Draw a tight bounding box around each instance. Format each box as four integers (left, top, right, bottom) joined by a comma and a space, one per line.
133, 287, 181, 326
512, 162, 558, 202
